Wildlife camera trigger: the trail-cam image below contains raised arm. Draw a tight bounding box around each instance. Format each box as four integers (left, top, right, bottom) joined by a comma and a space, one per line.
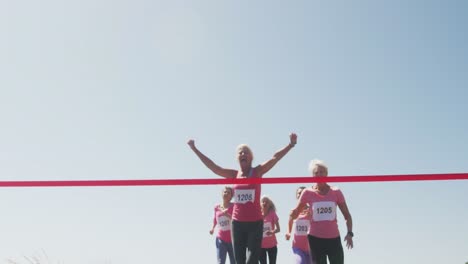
257, 133, 297, 176
187, 139, 237, 178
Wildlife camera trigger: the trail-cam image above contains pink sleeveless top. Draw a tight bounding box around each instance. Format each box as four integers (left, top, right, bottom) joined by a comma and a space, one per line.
214, 203, 234, 243
292, 212, 311, 252
232, 168, 262, 222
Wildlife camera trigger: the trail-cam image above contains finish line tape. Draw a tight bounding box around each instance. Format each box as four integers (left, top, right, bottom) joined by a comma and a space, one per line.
0, 173, 467, 187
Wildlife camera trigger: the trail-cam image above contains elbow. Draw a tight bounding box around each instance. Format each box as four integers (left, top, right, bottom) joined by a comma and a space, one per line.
289, 209, 298, 219
344, 214, 352, 222
272, 155, 281, 161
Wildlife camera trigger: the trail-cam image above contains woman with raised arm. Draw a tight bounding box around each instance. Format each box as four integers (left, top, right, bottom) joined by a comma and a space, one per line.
188, 133, 297, 264
290, 160, 354, 264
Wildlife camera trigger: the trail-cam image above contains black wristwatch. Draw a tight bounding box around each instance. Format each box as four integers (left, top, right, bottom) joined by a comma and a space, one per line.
347, 231, 354, 237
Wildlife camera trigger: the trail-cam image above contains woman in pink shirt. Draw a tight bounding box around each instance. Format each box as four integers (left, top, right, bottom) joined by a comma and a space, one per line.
286, 186, 313, 264
290, 160, 353, 264
260, 195, 280, 264
188, 133, 297, 264
209, 186, 235, 264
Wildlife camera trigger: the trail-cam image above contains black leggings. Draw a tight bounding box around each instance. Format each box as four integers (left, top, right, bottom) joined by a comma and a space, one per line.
308, 235, 344, 264
231, 220, 263, 264
259, 246, 277, 264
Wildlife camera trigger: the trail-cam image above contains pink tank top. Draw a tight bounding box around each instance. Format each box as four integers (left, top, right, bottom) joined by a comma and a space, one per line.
292, 212, 311, 252
214, 203, 234, 243
232, 168, 262, 222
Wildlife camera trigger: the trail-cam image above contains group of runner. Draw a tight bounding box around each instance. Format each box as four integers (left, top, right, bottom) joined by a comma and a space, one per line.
188, 133, 354, 264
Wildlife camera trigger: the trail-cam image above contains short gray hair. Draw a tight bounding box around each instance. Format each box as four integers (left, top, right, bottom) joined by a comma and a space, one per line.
236, 144, 254, 160
308, 159, 328, 175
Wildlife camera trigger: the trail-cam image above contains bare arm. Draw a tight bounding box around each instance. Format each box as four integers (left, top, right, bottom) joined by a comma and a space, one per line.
273, 219, 281, 234
209, 220, 216, 235
209, 210, 217, 235
266, 219, 281, 236
338, 201, 354, 249
285, 216, 294, 240
290, 201, 307, 221
188, 139, 237, 179
257, 133, 297, 176
221, 207, 232, 219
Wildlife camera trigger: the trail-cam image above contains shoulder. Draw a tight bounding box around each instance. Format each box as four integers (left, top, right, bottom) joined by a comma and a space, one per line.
269, 210, 278, 217
330, 186, 346, 201
266, 210, 278, 220
330, 186, 344, 196
272, 210, 279, 220
252, 165, 263, 178
302, 187, 315, 196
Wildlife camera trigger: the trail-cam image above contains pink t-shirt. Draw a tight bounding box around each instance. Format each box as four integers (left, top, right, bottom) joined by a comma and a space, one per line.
292, 212, 311, 252
232, 169, 262, 222
261, 210, 279, 249
299, 186, 345, 238
213, 203, 234, 243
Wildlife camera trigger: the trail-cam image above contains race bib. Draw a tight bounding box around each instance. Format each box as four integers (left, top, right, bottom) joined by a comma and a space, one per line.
234, 189, 255, 204
217, 215, 231, 231
263, 222, 272, 237
295, 219, 310, 236
312, 201, 336, 222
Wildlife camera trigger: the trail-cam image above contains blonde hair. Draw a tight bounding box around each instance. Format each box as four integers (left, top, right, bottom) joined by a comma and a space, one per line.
261, 195, 276, 213
223, 186, 234, 197
308, 159, 328, 175
236, 144, 254, 161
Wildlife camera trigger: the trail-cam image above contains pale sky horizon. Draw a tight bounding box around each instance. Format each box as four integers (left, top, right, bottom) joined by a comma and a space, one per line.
1, 0, 467, 263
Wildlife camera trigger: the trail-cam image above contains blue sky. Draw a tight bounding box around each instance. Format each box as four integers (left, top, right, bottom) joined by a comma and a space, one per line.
1, 0, 467, 263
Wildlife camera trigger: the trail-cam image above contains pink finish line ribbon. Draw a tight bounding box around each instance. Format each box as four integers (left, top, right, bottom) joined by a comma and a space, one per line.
0, 173, 467, 187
